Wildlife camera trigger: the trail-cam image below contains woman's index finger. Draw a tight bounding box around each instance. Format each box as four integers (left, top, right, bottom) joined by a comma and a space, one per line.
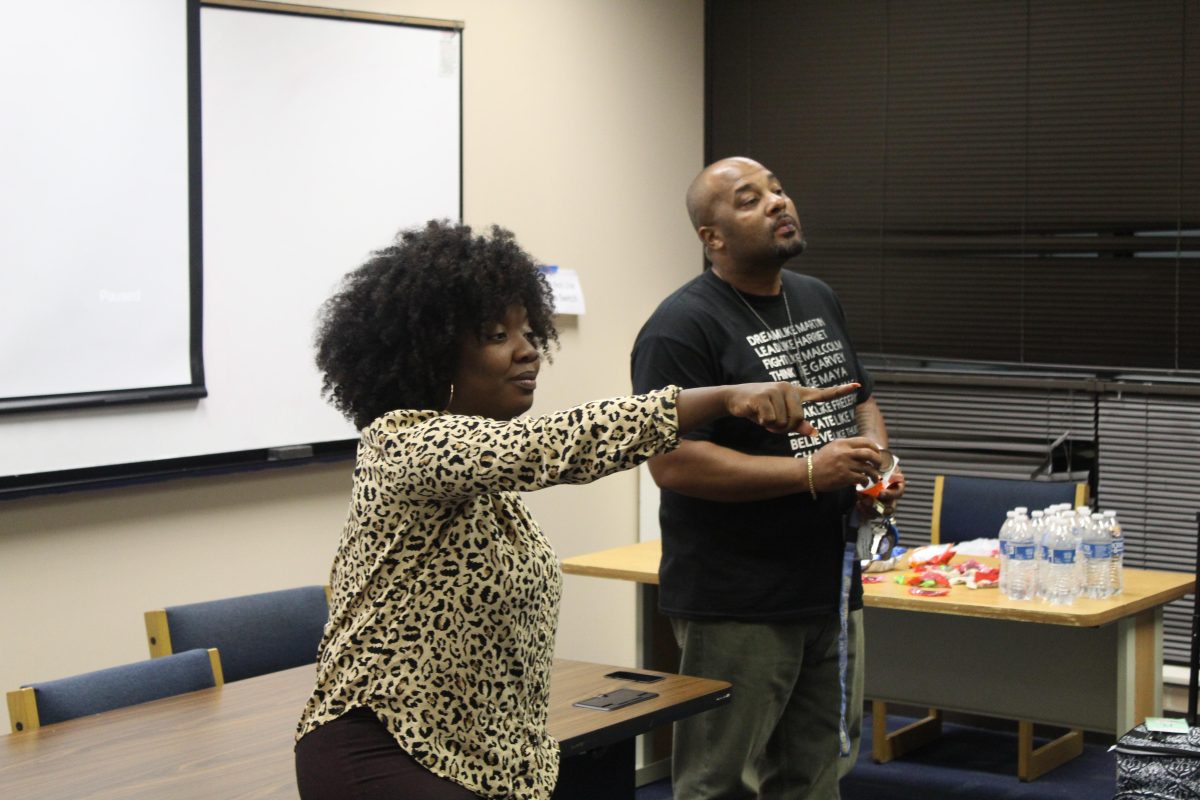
805, 382, 860, 402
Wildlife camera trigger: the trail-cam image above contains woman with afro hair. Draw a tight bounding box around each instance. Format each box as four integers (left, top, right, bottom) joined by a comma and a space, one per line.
294, 220, 856, 800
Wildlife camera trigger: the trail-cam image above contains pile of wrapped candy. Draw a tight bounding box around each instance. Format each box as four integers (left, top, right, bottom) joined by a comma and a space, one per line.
883, 545, 1000, 597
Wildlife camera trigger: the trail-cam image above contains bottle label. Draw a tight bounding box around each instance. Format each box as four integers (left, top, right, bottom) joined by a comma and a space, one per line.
1010, 544, 1036, 561
1113, 539, 1125, 557
1050, 548, 1076, 565
1082, 542, 1112, 559
1039, 545, 1050, 560
999, 540, 1011, 557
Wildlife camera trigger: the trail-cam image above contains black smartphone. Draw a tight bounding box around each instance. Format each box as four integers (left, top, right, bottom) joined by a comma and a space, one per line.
604, 670, 665, 684
573, 688, 658, 711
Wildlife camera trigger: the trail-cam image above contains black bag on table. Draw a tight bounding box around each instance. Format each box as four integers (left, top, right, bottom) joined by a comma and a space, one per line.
1113, 512, 1200, 799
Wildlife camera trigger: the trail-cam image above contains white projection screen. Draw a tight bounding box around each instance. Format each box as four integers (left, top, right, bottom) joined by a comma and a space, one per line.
0, 0, 196, 406
0, 1, 462, 495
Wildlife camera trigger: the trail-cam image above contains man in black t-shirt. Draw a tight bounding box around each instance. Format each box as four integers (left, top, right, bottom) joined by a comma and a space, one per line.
631, 157, 905, 799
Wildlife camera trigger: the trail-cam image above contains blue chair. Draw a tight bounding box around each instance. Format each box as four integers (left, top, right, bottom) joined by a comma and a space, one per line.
875, 474, 1090, 781
931, 474, 1089, 544
144, 585, 330, 683
6, 647, 222, 733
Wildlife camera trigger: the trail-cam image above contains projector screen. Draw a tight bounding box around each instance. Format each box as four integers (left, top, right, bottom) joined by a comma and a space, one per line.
0, 0, 198, 407
0, 1, 462, 496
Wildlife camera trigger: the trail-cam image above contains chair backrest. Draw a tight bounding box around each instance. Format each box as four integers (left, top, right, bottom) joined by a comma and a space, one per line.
931, 474, 1089, 544
7, 647, 222, 733
145, 585, 330, 683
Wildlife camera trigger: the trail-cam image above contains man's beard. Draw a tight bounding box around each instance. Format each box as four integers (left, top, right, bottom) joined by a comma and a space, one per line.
774, 236, 807, 261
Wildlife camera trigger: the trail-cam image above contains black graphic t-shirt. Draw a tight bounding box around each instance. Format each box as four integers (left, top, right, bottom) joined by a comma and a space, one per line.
631, 268, 873, 620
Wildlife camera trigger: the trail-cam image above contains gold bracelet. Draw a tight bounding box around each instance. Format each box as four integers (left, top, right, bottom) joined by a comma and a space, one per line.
807, 454, 818, 500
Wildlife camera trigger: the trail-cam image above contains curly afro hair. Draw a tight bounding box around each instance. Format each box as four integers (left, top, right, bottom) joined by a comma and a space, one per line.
315, 220, 558, 429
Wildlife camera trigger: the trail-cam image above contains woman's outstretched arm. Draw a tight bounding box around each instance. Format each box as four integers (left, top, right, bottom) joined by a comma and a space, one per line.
676, 381, 860, 436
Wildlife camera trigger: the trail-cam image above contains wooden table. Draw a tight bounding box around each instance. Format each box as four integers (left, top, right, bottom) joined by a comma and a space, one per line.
561, 539, 1195, 779
0, 658, 730, 799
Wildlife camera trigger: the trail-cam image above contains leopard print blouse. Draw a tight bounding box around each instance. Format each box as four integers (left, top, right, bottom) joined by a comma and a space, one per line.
296, 386, 680, 799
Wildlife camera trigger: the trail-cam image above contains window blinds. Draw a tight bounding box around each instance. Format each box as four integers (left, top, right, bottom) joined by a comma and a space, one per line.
707, 0, 1200, 374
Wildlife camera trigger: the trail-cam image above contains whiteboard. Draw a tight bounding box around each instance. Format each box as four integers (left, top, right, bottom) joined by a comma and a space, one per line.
0, 2, 461, 494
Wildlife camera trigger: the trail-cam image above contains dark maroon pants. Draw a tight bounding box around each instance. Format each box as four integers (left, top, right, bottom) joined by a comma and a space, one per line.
295, 707, 483, 800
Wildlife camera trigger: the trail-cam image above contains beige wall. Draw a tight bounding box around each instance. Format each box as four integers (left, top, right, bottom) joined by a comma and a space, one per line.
0, 0, 703, 732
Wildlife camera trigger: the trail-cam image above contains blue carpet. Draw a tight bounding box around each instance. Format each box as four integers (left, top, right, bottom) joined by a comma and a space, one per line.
842, 715, 1116, 799
635, 713, 1117, 799
635, 778, 673, 800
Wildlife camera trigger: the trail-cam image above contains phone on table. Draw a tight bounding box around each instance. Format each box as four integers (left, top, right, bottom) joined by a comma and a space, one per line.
603, 670, 665, 684
573, 688, 658, 711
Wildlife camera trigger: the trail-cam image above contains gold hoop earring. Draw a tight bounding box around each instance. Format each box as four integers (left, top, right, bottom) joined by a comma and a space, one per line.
443, 383, 455, 413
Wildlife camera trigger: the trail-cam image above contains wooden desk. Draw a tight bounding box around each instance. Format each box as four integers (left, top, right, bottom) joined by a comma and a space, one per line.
0, 658, 730, 800
561, 539, 1194, 778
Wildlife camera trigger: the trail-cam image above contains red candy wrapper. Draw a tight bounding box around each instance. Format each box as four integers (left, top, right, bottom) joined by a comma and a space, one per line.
908, 544, 957, 569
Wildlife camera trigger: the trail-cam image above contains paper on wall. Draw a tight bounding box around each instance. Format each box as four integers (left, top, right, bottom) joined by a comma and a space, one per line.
539, 266, 585, 315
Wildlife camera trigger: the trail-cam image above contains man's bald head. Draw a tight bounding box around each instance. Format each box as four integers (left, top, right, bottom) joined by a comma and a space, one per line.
683, 157, 806, 272
685, 157, 765, 230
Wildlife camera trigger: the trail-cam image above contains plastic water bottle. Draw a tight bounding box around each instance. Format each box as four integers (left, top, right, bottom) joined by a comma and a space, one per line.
1003, 507, 1030, 598
1104, 510, 1124, 596
1038, 504, 1072, 598
1072, 507, 1090, 597
1007, 509, 1038, 600
1072, 508, 1090, 592
1035, 507, 1054, 599
1030, 509, 1048, 598
1070, 507, 1088, 597
1043, 509, 1079, 605
998, 510, 1016, 596
1079, 508, 1112, 598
